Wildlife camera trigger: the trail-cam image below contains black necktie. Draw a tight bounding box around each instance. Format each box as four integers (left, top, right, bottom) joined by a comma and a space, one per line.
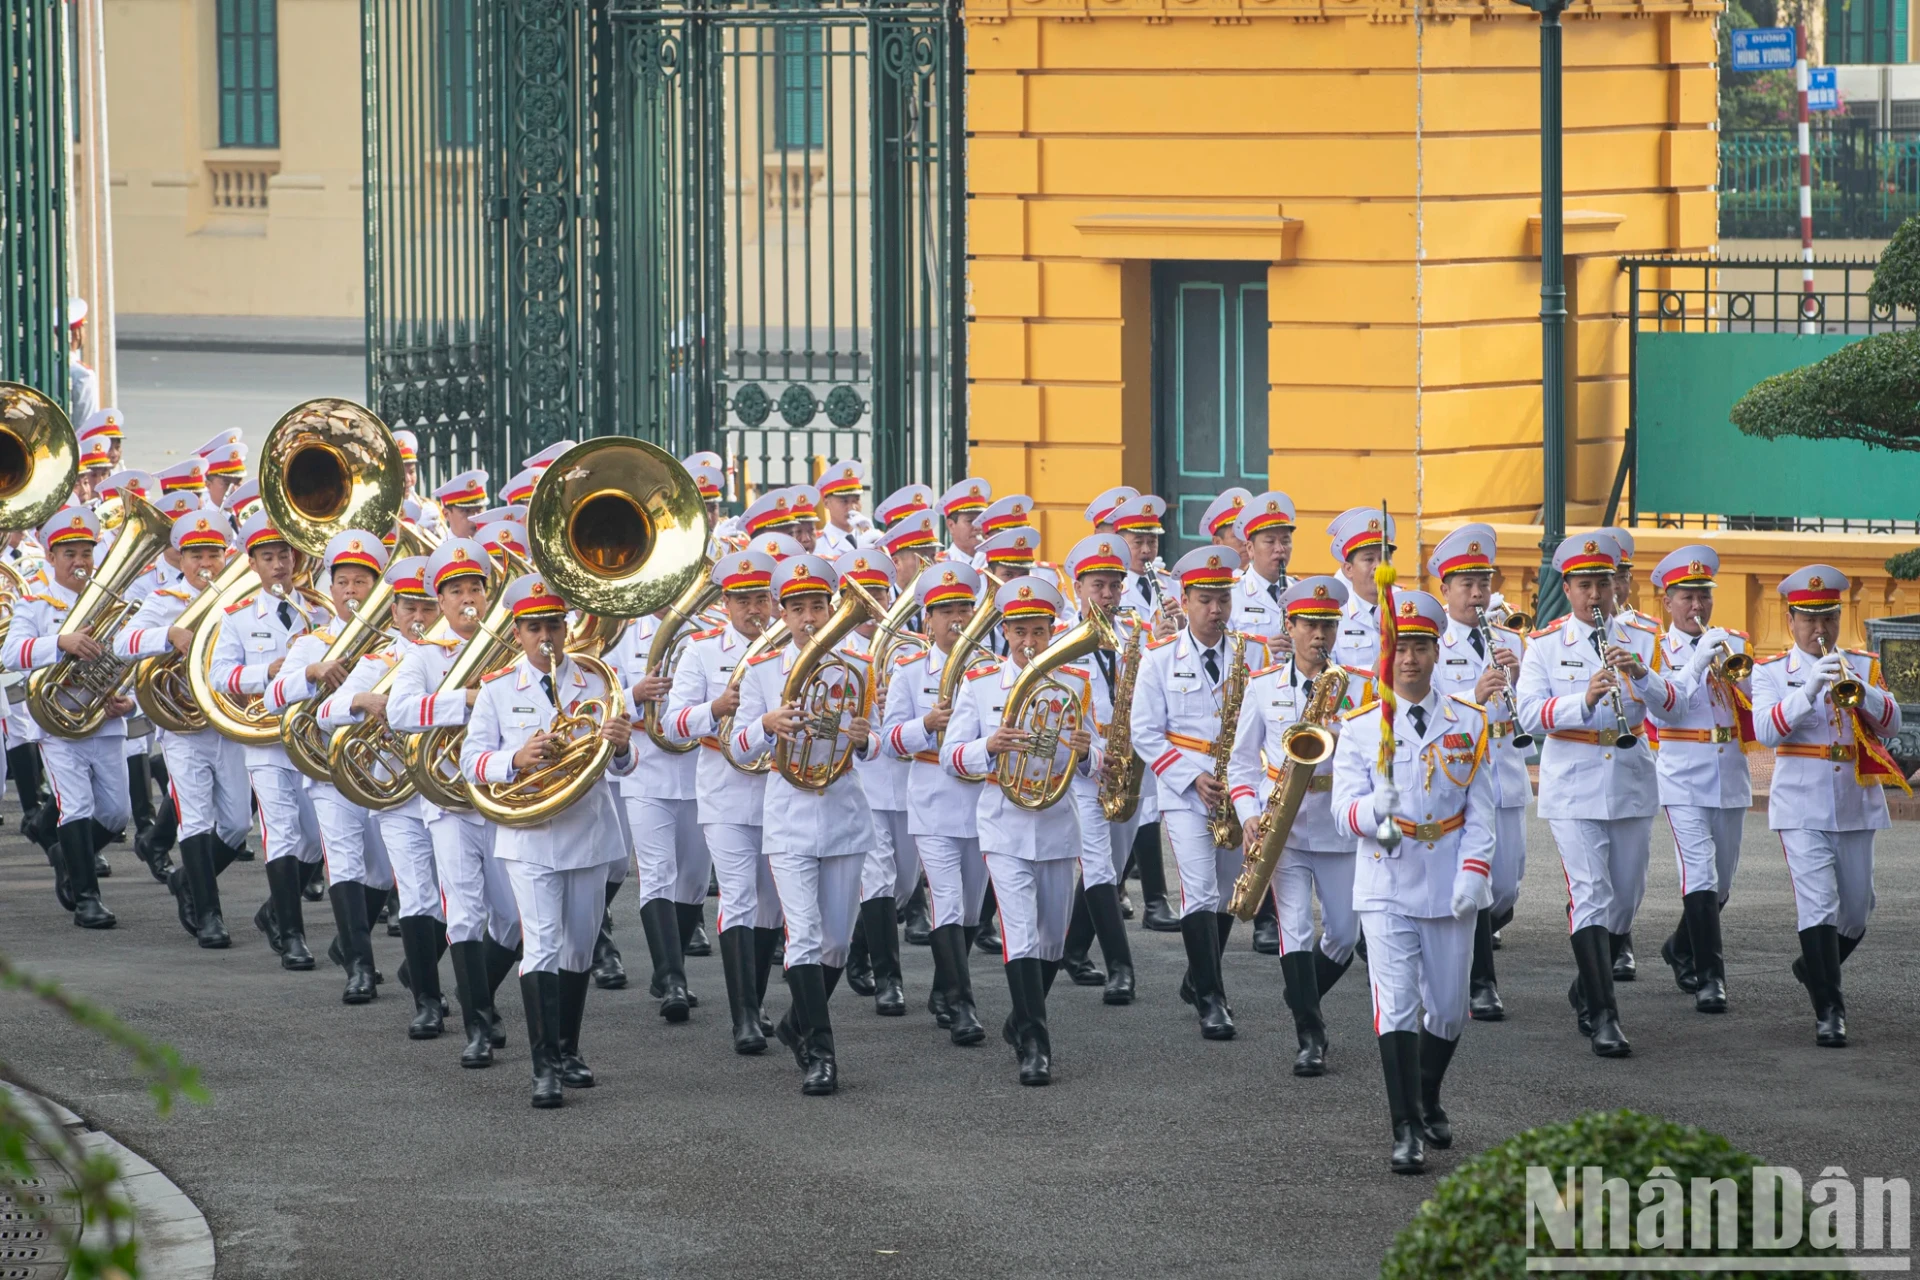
1267, 581, 1281, 605
1142, 573, 1157, 601
1469, 628, 1485, 659
277, 600, 294, 629
1408, 705, 1428, 738
540, 674, 557, 708
1203, 647, 1220, 686
1095, 648, 1115, 695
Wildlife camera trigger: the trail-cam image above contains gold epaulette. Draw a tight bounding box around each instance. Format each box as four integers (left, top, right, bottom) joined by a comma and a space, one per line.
690, 625, 725, 641
1249, 661, 1286, 679
1448, 693, 1487, 715
1146, 634, 1177, 650
1529, 617, 1568, 640
1623, 616, 1658, 634
1728, 628, 1750, 640
157, 586, 193, 601
1757, 652, 1787, 665
747, 650, 783, 667
482, 665, 517, 683
226, 594, 257, 614
1058, 664, 1088, 680
893, 651, 919, 667
1342, 700, 1377, 721
965, 662, 1001, 681
1846, 647, 1877, 658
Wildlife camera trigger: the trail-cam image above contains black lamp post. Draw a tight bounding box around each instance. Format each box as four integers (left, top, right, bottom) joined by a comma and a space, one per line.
1516, 0, 1571, 622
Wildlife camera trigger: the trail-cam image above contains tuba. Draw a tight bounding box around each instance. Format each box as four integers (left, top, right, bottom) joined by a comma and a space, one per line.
0, 382, 82, 534
642, 566, 724, 754
28, 492, 174, 738
994, 605, 1119, 811
134, 552, 250, 734
405, 548, 528, 811
1228, 664, 1348, 919
1096, 617, 1147, 821
468, 438, 708, 827
773, 575, 887, 793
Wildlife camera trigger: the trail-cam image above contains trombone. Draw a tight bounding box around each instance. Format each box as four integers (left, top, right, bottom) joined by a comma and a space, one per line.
1589, 608, 1639, 749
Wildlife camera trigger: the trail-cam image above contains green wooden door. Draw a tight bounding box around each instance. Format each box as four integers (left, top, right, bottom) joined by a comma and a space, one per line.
1152, 262, 1270, 560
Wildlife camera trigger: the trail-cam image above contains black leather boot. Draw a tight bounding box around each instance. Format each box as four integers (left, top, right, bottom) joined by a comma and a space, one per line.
845, 912, 876, 996
719, 926, 767, 1054
328, 882, 378, 1004
60, 822, 115, 929
638, 897, 691, 1022
8, 743, 43, 821
1252, 889, 1280, 955
678, 901, 711, 957
1062, 885, 1105, 986
1315, 948, 1354, 995
555, 969, 595, 1087
902, 877, 933, 946
786, 964, 838, 1095
522, 971, 564, 1108
483, 938, 520, 1046
591, 879, 627, 990
1572, 925, 1630, 1057
1660, 909, 1699, 993
127, 753, 155, 842
974, 884, 1002, 952
449, 940, 493, 1067
1180, 912, 1234, 1040
931, 924, 983, 1045
1469, 908, 1503, 1021
180, 835, 230, 948
1085, 883, 1135, 1005
926, 921, 954, 1028
1379, 1030, 1425, 1174
752, 927, 780, 1035
1682, 890, 1726, 1013
171, 864, 200, 937
266, 858, 315, 970
1133, 823, 1180, 931
135, 792, 176, 882
863, 897, 905, 1015
299, 856, 326, 902
1417, 1029, 1458, 1148
1280, 951, 1326, 1076
1009, 957, 1052, 1085
398, 916, 447, 1039
1799, 925, 1847, 1048
1609, 930, 1636, 981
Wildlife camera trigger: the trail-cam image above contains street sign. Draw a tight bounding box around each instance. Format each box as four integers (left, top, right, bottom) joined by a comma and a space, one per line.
1731, 27, 1797, 71
1809, 66, 1839, 110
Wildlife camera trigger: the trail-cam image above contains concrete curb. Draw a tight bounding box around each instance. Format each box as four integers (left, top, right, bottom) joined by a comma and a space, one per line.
1, 1082, 214, 1280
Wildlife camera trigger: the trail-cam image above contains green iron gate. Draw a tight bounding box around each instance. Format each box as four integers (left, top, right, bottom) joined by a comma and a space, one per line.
361, 0, 963, 501
3, 0, 69, 409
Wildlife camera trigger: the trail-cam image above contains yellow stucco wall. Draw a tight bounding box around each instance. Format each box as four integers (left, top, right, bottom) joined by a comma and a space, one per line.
964, 0, 1721, 573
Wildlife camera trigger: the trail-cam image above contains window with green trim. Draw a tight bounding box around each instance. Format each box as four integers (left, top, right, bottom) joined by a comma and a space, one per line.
1826, 0, 1907, 64
217, 0, 280, 147
775, 26, 824, 150
440, 0, 480, 147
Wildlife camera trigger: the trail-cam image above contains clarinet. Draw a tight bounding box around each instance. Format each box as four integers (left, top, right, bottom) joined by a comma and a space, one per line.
1473, 607, 1532, 749
1589, 608, 1638, 750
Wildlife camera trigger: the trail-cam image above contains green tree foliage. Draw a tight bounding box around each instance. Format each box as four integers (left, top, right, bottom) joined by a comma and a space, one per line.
1720, 0, 1797, 128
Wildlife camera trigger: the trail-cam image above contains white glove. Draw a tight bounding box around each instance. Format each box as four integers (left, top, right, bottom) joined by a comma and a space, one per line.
1699, 626, 1731, 653
1807, 653, 1846, 698
1370, 783, 1399, 826
1451, 868, 1493, 921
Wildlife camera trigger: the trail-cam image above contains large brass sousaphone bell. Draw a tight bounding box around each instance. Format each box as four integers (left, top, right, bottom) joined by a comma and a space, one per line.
0, 382, 81, 534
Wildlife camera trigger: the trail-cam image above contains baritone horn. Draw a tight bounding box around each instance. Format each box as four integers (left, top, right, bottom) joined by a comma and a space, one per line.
469, 438, 709, 827
995, 604, 1119, 811
0, 381, 81, 534
773, 574, 887, 793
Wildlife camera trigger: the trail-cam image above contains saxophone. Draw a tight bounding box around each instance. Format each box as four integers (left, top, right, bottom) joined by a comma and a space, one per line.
1096, 618, 1146, 821
1227, 663, 1347, 919
1206, 631, 1249, 848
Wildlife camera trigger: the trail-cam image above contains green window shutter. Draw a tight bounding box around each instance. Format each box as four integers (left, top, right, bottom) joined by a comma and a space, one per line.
217, 0, 279, 146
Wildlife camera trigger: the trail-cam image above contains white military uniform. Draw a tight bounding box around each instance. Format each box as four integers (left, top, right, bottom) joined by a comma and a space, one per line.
268, 624, 395, 891
1430, 617, 1530, 919
1750, 646, 1900, 935
1228, 568, 1293, 649
1644, 627, 1754, 903
883, 646, 990, 927
209, 587, 330, 867
462, 653, 634, 973
3, 579, 132, 831
819, 521, 859, 560
1067, 621, 1148, 890
1515, 612, 1674, 935
1330, 572, 1382, 673
851, 630, 919, 906
609, 614, 710, 908
1330, 690, 1496, 1040
943, 658, 1097, 961
1228, 658, 1373, 961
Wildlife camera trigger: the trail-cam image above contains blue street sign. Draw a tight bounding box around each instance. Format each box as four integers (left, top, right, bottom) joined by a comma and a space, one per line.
1809, 66, 1839, 110
1731, 27, 1797, 71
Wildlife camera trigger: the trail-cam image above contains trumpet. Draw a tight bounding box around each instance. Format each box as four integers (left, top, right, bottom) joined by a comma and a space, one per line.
1815, 633, 1865, 709
1472, 606, 1532, 749
1589, 608, 1639, 749
1485, 598, 1532, 633
1711, 641, 1754, 683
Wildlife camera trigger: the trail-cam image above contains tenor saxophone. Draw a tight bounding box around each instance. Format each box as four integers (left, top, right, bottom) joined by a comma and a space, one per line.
1227, 664, 1347, 920
1206, 631, 1249, 848
1096, 618, 1145, 821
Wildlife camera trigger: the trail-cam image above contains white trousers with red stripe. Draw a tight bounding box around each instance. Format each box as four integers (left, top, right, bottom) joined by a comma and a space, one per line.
164, 730, 250, 846
504, 859, 611, 974
983, 853, 1074, 962
43, 733, 131, 830
1492, 804, 1527, 918
375, 809, 443, 922
250, 766, 320, 865
768, 848, 862, 969
1665, 804, 1744, 903
861, 807, 920, 902
1779, 828, 1876, 936
1549, 816, 1653, 935
1271, 845, 1358, 963
1070, 782, 1143, 889
1361, 909, 1474, 1040
625, 795, 710, 905
1164, 808, 1243, 917
706, 822, 782, 931
916, 833, 988, 929
313, 788, 394, 890
426, 811, 518, 947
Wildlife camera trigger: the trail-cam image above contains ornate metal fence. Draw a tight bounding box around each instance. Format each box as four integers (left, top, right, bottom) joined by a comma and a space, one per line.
1720, 124, 1920, 241
3, 0, 68, 407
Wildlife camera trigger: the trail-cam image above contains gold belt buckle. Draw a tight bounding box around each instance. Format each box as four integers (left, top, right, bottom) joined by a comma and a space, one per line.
1307, 775, 1333, 793
1397, 819, 1444, 841
1490, 720, 1513, 739
1712, 726, 1734, 744
1828, 744, 1852, 762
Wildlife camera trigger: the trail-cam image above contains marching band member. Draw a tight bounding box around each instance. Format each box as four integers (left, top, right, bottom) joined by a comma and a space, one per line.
977, 526, 1076, 627
211, 511, 331, 970
817, 459, 868, 559
102, 469, 170, 868
874, 499, 940, 948
392, 431, 443, 537
1229, 575, 1373, 1075
1330, 589, 1496, 1175
4, 505, 133, 928
431, 470, 490, 540
733, 554, 887, 1095
76, 438, 112, 502
938, 478, 990, 564
67, 299, 98, 427
1515, 532, 1672, 1059
520, 440, 576, 473
1327, 507, 1393, 673
1131, 546, 1269, 1041
222, 478, 261, 520
1751, 565, 1903, 1048
462, 572, 636, 1108
389, 538, 523, 1068
316, 555, 453, 1038
1083, 487, 1137, 533
156, 457, 208, 511
1426, 525, 1529, 1022
1228, 491, 1296, 649
1203, 487, 1253, 564
79, 408, 124, 471
882, 561, 992, 1043
1597, 525, 1656, 979
975, 494, 1034, 546
499, 469, 539, 508
198, 430, 247, 511
265, 529, 395, 1004
663, 548, 784, 1054
1111, 495, 1170, 624
880, 507, 939, 603
943, 574, 1098, 1086
1642, 545, 1752, 1015
114, 509, 253, 947
687, 462, 729, 546
1057, 535, 1141, 1005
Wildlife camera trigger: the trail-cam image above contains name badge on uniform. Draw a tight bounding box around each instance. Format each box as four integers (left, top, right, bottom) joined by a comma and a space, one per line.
251, 631, 271, 639
1444, 657, 1469, 666
511, 705, 537, 714
1787, 680, 1803, 688
1560, 660, 1584, 668
990, 704, 1004, 714
1174, 670, 1196, 679
719, 665, 736, 674
1343, 629, 1367, 637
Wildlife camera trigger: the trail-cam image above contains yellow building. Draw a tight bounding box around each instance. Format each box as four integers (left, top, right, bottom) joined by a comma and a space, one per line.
963, 0, 1721, 582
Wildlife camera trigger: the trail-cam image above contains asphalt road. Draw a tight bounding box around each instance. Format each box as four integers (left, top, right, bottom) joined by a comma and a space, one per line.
3, 808, 1916, 1279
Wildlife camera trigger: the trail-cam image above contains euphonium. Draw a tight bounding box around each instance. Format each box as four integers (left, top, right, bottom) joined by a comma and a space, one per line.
716, 619, 790, 773
1096, 617, 1146, 821
327, 615, 451, 810
469, 437, 708, 827
406, 551, 528, 811
186, 558, 327, 746
864, 584, 927, 718
27, 492, 173, 739
773, 577, 887, 793
937, 568, 1008, 711
135, 553, 253, 734
0, 381, 82, 534
995, 604, 1119, 811
642, 565, 724, 754
1228, 663, 1348, 920
1207, 632, 1250, 848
